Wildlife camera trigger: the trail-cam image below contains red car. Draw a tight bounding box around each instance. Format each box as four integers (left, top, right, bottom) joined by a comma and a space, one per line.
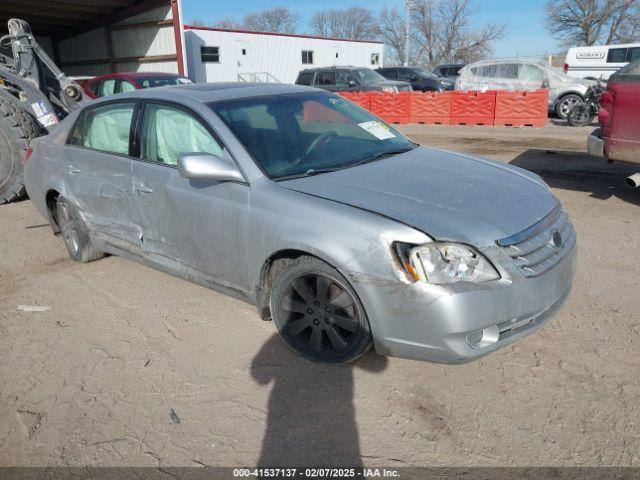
588, 60, 640, 187
82, 72, 193, 99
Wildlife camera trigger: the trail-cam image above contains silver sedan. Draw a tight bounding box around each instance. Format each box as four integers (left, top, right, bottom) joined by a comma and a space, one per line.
24, 83, 577, 364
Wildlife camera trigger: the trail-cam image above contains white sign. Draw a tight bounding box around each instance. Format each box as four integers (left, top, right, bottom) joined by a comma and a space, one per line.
358, 121, 396, 140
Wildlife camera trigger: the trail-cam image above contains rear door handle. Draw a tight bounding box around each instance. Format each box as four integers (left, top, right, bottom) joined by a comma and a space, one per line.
68, 166, 80, 175
135, 183, 154, 194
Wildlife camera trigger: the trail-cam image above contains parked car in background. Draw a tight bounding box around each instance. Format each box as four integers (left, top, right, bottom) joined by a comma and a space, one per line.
296, 66, 412, 93
456, 59, 595, 119
83, 72, 193, 98
24, 83, 575, 365
564, 43, 640, 81
433, 63, 465, 90
376, 66, 444, 92
587, 60, 640, 188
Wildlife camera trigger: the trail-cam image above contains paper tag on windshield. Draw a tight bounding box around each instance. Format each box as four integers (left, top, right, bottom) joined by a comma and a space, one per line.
358, 121, 396, 140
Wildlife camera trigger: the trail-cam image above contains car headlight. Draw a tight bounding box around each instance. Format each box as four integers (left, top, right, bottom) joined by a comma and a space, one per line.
382, 86, 399, 93
395, 242, 500, 284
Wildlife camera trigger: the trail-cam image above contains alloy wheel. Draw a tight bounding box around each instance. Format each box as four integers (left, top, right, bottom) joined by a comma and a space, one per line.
58, 203, 80, 256
277, 273, 363, 358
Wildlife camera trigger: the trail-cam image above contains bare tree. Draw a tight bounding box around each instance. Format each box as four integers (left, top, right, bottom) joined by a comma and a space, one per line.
243, 6, 300, 34
407, 0, 506, 66
544, 0, 640, 46
310, 7, 378, 40
377, 7, 410, 65
214, 19, 242, 29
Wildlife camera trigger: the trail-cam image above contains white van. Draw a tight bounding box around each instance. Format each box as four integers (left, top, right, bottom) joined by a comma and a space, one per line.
564, 44, 640, 80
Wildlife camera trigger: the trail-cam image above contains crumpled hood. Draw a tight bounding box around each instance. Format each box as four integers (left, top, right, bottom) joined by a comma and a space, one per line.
280, 146, 559, 247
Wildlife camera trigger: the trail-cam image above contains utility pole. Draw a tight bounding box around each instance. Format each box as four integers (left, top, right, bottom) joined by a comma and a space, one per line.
405, 0, 412, 66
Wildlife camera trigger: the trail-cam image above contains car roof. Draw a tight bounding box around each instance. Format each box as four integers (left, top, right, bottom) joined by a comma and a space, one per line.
88, 82, 320, 104
89, 72, 185, 81
299, 66, 368, 73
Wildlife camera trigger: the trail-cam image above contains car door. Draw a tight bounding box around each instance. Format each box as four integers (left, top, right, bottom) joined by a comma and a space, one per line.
397, 68, 419, 90
65, 100, 140, 251
131, 100, 251, 289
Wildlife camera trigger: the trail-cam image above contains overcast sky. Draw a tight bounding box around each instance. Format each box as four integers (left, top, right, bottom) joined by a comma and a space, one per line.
182, 0, 560, 58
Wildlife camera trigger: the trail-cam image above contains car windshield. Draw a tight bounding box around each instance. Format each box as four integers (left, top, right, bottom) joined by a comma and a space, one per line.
137, 76, 193, 89
210, 92, 416, 180
353, 69, 386, 84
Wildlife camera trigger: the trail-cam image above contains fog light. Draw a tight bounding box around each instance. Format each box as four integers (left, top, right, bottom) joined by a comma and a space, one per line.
466, 325, 500, 349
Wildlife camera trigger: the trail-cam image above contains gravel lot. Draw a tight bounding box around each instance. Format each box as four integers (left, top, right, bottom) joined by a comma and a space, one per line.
1, 123, 639, 469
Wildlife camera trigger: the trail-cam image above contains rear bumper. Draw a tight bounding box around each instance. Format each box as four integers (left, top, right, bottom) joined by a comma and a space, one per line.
587, 128, 604, 158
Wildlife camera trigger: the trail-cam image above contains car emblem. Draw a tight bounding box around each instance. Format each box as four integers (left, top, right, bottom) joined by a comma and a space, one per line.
551, 230, 563, 249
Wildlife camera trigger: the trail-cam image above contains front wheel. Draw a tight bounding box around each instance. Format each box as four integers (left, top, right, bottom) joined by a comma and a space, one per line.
567, 104, 595, 126
270, 256, 372, 364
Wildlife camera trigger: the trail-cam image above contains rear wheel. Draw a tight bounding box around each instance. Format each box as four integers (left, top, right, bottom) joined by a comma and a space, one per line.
56, 198, 104, 263
0, 91, 41, 204
567, 104, 594, 126
270, 256, 372, 364
556, 93, 583, 119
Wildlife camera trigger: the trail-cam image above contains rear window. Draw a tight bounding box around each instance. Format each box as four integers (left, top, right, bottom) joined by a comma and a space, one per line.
137, 76, 192, 89
67, 102, 135, 155
297, 72, 314, 86
607, 48, 628, 63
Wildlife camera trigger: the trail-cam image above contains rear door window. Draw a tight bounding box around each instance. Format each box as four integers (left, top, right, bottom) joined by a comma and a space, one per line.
317, 71, 335, 86
607, 48, 628, 63
67, 101, 135, 155
139, 103, 224, 166
380, 69, 397, 80
97, 78, 117, 97
397, 69, 414, 81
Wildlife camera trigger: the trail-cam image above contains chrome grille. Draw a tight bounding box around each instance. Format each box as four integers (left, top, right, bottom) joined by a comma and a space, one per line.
497, 206, 576, 277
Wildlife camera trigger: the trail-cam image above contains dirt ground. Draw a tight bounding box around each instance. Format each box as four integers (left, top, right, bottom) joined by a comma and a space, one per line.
1, 122, 639, 469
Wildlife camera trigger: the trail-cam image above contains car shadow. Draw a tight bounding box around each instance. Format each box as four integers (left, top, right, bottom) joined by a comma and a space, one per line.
251, 334, 388, 468
510, 149, 640, 206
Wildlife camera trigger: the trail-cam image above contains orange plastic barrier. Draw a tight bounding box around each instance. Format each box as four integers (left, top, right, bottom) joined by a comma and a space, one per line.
369, 92, 411, 124
494, 90, 549, 127
338, 92, 371, 111
410, 91, 451, 124
449, 91, 496, 126
337, 90, 547, 127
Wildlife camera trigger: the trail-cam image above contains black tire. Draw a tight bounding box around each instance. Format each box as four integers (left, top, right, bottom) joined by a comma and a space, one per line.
56, 197, 104, 263
0, 91, 41, 204
555, 93, 584, 119
270, 256, 372, 364
567, 104, 594, 127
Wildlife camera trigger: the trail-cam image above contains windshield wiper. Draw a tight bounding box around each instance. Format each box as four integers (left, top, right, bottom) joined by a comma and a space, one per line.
351, 146, 416, 168
275, 167, 342, 181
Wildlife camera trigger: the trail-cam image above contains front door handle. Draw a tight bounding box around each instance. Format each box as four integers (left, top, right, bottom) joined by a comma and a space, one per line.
135, 183, 154, 195
68, 166, 80, 175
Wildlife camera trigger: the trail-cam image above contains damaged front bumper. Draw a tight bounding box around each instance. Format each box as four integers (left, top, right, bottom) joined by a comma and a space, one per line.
351, 242, 577, 364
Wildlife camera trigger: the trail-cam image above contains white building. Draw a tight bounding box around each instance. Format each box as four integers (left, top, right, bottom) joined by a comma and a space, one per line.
184, 26, 384, 84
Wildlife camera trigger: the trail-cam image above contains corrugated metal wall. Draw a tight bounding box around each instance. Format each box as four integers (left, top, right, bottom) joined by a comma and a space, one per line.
185, 28, 384, 84
58, 5, 180, 77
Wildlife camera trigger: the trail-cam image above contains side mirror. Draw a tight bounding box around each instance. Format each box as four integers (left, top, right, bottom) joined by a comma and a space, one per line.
348, 80, 357, 87
178, 153, 244, 183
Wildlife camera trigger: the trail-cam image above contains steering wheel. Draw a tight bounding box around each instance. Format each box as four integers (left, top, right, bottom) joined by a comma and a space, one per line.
300, 132, 338, 164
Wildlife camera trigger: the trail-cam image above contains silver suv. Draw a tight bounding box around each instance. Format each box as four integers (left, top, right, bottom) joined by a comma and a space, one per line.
455, 59, 595, 119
